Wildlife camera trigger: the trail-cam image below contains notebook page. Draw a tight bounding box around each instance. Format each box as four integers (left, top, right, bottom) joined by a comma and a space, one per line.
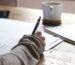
0, 18, 36, 55
43, 32, 63, 51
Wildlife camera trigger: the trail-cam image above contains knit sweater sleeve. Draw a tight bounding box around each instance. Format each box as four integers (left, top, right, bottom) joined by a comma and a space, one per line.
0, 35, 44, 65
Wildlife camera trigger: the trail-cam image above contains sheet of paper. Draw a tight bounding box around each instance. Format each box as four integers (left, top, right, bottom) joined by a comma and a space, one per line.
42, 32, 63, 51
45, 24, 75, 44
0, 18, 63, 55
0, 18, 36, 55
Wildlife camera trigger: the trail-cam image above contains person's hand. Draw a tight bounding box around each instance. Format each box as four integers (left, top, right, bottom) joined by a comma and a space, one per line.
35, 32, 45, 46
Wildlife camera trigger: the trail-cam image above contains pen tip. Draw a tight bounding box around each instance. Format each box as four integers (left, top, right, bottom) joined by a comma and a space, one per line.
38, 16, 41, 21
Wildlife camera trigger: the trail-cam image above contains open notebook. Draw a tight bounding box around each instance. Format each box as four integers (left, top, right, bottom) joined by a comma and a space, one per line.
45, 24, 75, 45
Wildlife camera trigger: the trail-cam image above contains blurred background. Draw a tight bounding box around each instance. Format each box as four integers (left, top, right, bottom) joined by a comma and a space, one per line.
19, 0, 75, 13
0, 0, 75, 13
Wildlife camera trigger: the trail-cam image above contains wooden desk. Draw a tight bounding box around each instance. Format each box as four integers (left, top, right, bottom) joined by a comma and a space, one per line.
0, 6, 75, 65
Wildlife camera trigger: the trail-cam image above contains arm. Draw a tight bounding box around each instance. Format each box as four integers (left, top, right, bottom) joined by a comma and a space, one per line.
0, 32, 45, 65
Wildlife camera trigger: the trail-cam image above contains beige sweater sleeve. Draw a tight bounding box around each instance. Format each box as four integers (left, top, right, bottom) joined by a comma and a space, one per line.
0, 35, 44, 65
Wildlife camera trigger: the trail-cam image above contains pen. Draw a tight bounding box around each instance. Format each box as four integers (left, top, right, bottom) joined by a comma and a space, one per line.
32, 16, 41, 35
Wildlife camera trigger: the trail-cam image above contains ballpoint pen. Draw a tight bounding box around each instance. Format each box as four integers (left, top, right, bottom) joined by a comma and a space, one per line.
32, 16, 41, 35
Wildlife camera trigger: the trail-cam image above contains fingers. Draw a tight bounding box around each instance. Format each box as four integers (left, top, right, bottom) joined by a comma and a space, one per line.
36, 32, 42, 36
39, 36, 45, 41
35, 32, 45, 44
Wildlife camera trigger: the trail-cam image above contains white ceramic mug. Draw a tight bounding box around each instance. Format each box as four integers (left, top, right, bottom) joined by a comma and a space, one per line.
42, 2, 63, 20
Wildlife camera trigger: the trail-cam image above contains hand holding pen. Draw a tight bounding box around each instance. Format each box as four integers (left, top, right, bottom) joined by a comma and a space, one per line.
31, 16, 62, 50
32, 16, 46, 46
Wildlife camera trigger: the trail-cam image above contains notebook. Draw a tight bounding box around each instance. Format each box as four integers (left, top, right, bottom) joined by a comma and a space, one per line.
44, 24, 75, 45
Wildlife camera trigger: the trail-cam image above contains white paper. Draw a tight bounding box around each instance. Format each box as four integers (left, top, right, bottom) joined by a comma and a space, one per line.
42, 32, 63, 51
0, 18, 63, 55
0, 18, 36, 55
45, 24, 75, 44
